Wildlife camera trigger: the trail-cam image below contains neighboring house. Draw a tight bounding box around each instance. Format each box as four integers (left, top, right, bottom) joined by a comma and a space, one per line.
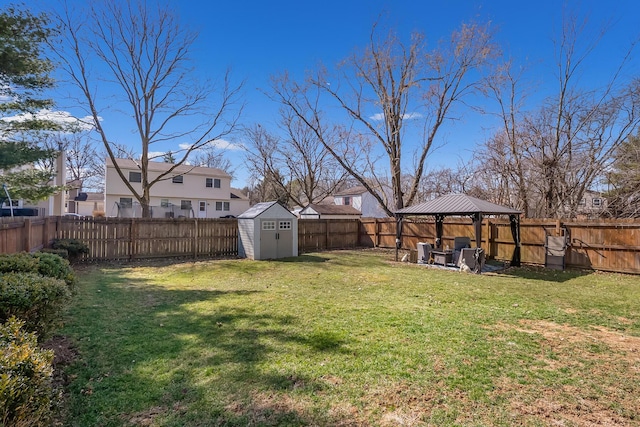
65, 179, 105, 217
299, 203, 362, 220
105, 158, 249, 218
332, 185, 390, 218
574, 190, 607, 219
1, 151, 66, 217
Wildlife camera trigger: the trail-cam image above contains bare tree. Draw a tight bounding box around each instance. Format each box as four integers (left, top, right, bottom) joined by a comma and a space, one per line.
41, 131, 105, 192
271, 21, 498, 216
190, 143, 236, 178
52, 0, 243, 217
244, 111, 349, 207
477, 12, 640, 218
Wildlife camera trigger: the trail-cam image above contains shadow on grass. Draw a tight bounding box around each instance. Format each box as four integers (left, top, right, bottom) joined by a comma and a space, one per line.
62, 267, 350, 426
275, 254, 330, 263
496, 265, 593, 282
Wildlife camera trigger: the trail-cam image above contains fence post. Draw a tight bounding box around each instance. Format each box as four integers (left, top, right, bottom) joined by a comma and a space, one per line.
43, 216, 50, 249
129, 218, 136, 260
374, 218, 379, 248
22, 218, 32, 252
324, 219, 329, 250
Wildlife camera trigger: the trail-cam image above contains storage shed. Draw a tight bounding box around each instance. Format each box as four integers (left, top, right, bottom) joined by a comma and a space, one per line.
238, 201, 298, 260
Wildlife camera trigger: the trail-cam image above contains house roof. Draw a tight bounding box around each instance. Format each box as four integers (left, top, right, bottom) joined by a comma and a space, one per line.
230, 188, 248, 200
84, 192, 104, 201
395, 194, 521, 216
334, 186, 368, 196
301, 204, 362, 216
106, 157, 230, 178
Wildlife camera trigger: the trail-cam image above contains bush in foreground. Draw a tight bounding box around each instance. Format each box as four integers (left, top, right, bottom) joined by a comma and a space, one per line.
0, 317, 55, 426
0, 272, 71, 339
0, 252, 76, 290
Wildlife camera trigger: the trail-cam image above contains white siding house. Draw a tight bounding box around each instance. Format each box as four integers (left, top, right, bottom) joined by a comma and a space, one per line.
333, 186, 389, 218
105, 158, 249, 218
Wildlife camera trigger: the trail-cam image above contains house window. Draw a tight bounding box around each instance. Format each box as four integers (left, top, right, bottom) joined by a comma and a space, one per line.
343, 196, 351, 206
119, 197, 133, 208
592, 198, 602, 207
199, 201, 206, 212
172, 175, 183, 184
206, 178, 213, 188
223, 201, 230, 211
215, 201, 223, 211
181, 200, 192, 210
279, 220, 291, 230
214, 178, 221, 188
128, 171, 141, 183
160, 199, 170, 208
579, 198, 586, 206
262, 221, 276, 230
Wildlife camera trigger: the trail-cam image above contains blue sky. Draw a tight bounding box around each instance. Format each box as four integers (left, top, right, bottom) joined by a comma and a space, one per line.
41, 0, 640, 187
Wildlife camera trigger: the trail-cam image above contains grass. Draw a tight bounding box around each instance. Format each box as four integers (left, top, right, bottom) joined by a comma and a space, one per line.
58, 249, 640, 426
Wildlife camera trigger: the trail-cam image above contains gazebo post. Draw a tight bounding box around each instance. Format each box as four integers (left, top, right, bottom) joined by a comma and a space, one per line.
473, 213, 483, 248
395, 214, 403, 262
435, 214, 445, 249
509, 214, 522, 267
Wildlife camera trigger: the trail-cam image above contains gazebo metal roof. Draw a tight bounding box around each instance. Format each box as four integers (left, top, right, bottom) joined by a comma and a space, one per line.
395, 194, 521, 216
394, 194, 522, 267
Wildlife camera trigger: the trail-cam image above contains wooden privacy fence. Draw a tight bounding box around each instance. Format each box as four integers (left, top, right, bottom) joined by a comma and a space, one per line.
0, 217, 361, 261
361, 217, 640, 274
0, 217, 58, 255
1, 216, 640, 273
298, 219, 360, 252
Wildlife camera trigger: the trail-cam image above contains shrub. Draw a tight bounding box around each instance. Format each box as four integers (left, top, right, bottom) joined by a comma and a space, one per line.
0, 253, 39, 276
0, 273, 71, 339
38, 248, 69, 259
50, 238, 89, 260
0, 317, 55, 426
0, 252, 75, 290
34, 252, 76, 290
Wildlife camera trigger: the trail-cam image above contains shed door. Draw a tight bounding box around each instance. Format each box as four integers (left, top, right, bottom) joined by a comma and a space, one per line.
260, 220, 278, 259
276, 220, 294, 258
259, 219, 293, 259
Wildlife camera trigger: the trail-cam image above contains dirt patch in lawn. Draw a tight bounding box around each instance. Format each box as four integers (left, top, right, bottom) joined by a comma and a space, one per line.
513, 319, 640, 363
488, 320, 640, 426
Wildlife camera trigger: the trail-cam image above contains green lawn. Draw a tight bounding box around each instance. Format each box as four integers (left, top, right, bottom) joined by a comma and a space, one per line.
59, 250, 640, 426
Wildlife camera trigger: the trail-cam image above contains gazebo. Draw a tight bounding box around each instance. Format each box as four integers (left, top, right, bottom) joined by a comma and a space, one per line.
395, 194, 522, 266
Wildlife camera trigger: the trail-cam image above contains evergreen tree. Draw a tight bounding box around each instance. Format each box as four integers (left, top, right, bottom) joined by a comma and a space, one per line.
606, 132, 640, 217
0, 6, 61, 204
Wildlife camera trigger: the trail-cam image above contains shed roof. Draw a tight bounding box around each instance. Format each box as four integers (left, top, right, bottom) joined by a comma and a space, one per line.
396, 194, 521, 216
238, 201, 295, 219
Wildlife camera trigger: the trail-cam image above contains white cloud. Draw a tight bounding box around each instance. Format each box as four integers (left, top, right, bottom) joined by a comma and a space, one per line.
147, 151, 167, 161
1, 109, 96, 131
179, 139, 244, 151
369, 112, 423, 121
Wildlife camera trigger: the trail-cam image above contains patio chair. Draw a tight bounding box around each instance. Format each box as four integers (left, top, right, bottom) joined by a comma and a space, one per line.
453, 236, 472, 266
417, 242, 433, 264
458, 247, 485, 273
